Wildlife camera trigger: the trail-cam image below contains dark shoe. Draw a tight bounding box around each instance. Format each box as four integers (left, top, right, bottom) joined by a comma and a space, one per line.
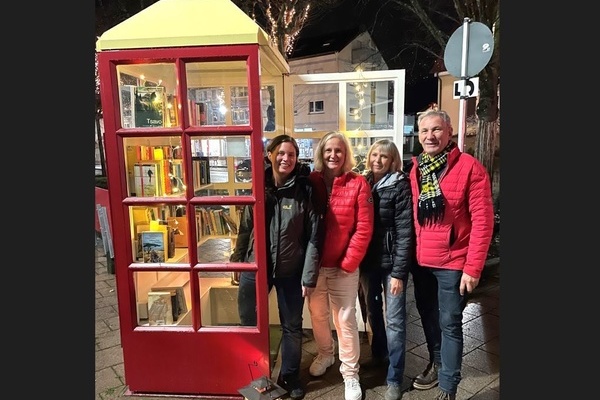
277, 375, 305, 400
412, 362, 440, 390
434, 389, 456, 400
384, 383, 403, 400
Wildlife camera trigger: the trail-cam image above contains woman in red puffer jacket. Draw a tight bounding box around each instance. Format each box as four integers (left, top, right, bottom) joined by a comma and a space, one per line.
306, 131, 373, 400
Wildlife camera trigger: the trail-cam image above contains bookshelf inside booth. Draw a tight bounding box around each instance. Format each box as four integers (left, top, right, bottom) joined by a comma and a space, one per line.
131, 202, 241, 328
124, 136, 188, 199
187, 85, 250, 127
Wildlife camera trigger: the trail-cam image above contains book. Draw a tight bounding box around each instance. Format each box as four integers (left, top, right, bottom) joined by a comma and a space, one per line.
221, 210, 238, 235
119, 85, 136, 128
159, 159, 172, 195
131, 206, 151, 226
192, 156, 210, 186
125, 146, 138, 194
165, 95, 179, 127
168, 227, 175, 258
151, 280, 189, 319
134, 86, 165, 127
134, 161, 162, 197
212, 210, 223, 234
196, 102, 207, 125
140, 230, 167, 263
147, 291, 174, 325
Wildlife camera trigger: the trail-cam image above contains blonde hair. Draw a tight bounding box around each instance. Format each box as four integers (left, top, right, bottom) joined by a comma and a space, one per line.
313, 131, 356, 173
365, 139, 403, 173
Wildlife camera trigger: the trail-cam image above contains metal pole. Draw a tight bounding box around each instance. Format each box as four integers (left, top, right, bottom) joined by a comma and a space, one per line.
457, 17, 471, 152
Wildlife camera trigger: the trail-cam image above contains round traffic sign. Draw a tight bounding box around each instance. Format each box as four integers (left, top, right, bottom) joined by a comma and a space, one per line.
444, 21, 494, 78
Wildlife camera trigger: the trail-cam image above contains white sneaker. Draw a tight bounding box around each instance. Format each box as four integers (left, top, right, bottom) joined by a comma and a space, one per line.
344, 377, 362, 400
309, 353, 335, 377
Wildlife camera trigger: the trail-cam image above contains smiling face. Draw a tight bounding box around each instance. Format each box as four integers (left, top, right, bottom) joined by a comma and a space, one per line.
268, 141, 297, 182
368, 145, 392, 178
322, 137, 346, 177
418, 115, 452, 157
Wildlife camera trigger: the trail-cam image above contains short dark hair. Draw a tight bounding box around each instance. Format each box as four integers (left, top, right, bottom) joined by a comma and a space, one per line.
266, 134, 299, 156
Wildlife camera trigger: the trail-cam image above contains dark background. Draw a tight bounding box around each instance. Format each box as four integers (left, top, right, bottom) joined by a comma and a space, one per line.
284, 0, 449, 113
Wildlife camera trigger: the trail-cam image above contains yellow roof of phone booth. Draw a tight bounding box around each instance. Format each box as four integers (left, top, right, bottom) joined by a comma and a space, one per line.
95, 0, 288, 72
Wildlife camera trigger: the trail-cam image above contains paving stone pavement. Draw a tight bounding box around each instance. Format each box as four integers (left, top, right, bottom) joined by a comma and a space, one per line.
95, 238, 500, 400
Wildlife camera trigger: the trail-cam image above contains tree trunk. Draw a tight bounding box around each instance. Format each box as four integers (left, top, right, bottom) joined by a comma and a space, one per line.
474, 119, 499, 197
473, 61, 499, 200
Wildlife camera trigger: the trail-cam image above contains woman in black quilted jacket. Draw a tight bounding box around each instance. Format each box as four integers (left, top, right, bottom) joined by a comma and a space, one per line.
359, 139, 414, 400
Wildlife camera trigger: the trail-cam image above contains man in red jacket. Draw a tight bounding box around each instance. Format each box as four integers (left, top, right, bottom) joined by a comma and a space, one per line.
408, 110, 494, 400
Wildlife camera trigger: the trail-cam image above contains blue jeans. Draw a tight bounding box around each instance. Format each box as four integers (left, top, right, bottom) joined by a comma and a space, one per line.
360, 268, 408, 385
411, 265, 467, 395
238, 271, 262, 326
237, 271, 305, 379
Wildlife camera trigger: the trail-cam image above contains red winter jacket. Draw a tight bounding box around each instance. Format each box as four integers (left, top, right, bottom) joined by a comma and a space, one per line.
309, 170, 374, 273
409, 147, 494, 279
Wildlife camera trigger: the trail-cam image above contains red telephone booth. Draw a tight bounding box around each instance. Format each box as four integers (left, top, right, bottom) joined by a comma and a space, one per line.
96, 0, 289, 396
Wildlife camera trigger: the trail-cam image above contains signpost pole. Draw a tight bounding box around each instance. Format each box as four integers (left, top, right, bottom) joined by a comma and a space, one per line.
444, 19, 493, 154
457, 17, 471, 152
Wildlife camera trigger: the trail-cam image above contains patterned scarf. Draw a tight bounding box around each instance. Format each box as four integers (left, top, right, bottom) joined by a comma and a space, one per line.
417, 141, 455, 225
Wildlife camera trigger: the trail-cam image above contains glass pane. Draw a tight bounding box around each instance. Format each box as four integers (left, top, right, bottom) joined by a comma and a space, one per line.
296, 138, 316, 160
233, 157, 252, 183
117, 63, 178, 128
293, 82, 339, 133
187, 86, 226, 126
231, 86, 249, 125
346, 80, 395, 131
190, 135, 253, 196
235, 189, 252, 196
194, 205, 241, 257
185, 61, 249, 127
124, 136, 185, 198
199, 271, 256, 327
261, 85, 276, 132
134, 271, 192, 327
129, 204, 189, 264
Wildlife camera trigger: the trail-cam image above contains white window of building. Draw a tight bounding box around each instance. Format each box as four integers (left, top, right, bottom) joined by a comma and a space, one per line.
309, 100, 324, 114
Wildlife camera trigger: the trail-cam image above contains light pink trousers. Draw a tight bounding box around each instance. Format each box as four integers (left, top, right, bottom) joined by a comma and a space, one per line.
307, 267, 360, 379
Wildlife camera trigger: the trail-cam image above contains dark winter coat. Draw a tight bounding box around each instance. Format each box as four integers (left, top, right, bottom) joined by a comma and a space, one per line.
230, 164, 321, 288
360, 171, 414, 281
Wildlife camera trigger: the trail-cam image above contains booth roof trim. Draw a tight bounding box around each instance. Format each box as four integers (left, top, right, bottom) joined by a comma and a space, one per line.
95, 0, 274, 52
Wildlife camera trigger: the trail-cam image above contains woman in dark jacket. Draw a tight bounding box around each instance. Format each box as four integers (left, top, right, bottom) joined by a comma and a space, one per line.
359, 139, 414, 400
231, 135, 320, 400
